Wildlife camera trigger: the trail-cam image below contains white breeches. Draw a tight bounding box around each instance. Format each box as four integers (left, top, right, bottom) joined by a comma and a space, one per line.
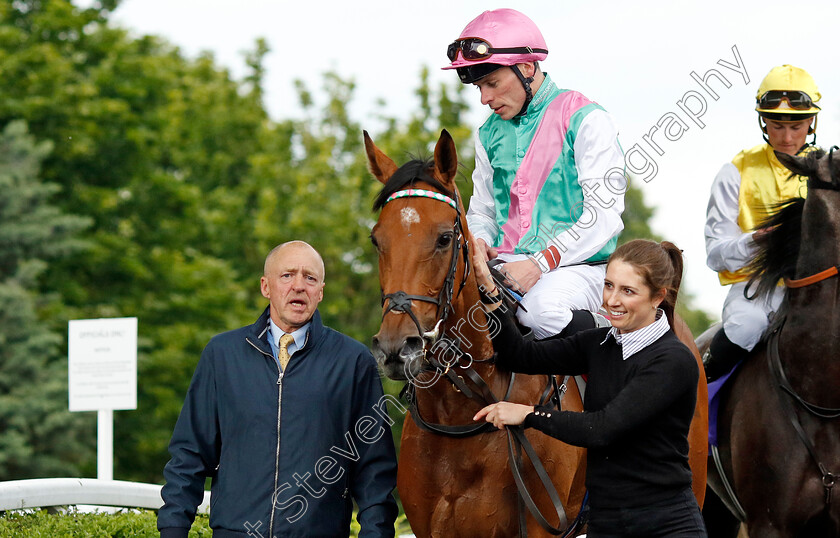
498, 253, 606, 340
721, 281, 785, 351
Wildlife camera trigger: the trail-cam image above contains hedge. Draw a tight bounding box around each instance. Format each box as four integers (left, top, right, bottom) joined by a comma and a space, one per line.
0, 509, 412, 537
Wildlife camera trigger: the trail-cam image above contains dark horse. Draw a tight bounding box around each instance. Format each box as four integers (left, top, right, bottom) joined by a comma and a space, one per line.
365, 129, 707, 536
700, 148, 840, 537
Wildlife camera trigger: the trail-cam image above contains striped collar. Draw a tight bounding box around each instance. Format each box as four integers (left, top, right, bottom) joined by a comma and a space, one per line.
601, 309, 669, 360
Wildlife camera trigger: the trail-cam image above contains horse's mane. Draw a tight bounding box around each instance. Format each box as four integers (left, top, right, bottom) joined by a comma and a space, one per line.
744, 196, 805, 301
372, 158, 456, 211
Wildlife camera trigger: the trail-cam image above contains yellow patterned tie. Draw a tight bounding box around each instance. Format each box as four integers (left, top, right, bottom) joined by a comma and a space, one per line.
278, 333, 295, 370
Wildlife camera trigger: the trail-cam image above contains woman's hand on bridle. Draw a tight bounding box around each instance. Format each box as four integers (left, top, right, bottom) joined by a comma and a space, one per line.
474, 401, 535, 429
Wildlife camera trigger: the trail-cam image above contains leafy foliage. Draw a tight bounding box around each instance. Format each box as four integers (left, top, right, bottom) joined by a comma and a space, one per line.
0, 509, 411, 537
0, 120, 93, 479
0, 0, 712, 487
0, 509, 211, 537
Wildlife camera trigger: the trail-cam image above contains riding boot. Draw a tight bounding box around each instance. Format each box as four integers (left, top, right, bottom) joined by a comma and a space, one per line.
703, 329, 750, 383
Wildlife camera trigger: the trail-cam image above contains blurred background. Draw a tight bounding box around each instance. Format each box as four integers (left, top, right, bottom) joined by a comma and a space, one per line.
1, 0, 837, 498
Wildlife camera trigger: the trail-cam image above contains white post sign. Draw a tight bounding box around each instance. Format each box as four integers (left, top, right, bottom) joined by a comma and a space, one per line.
68, 317, 138, 480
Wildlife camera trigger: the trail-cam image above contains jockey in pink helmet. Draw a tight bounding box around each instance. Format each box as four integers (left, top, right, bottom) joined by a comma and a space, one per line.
444, 8, 548, 117
444, 9, 626, 341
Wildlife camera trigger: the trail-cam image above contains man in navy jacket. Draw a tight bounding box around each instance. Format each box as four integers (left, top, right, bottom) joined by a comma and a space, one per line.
158, 241, 398, 538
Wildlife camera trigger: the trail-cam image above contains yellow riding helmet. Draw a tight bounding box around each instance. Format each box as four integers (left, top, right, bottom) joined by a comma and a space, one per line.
755, 64, 821, 122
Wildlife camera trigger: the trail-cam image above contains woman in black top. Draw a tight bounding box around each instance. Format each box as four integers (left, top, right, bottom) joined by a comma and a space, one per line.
474, 239, 707, 538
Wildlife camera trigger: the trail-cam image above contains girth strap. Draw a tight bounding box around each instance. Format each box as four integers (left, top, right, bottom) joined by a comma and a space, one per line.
710, 444, 747, 522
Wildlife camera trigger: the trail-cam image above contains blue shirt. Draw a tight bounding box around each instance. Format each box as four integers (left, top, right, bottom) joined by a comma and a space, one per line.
267, 318, 309, 369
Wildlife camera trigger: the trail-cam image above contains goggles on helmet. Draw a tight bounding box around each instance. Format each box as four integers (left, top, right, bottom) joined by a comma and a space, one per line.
447, 37, 547, 63
757, 90, 820, 111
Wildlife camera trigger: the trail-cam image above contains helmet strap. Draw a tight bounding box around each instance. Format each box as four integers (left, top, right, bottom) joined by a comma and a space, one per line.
759, 115, 770, 144
509, 65, 534, 117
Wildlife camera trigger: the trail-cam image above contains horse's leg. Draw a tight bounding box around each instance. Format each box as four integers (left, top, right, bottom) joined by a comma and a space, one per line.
701, 485, 741, 538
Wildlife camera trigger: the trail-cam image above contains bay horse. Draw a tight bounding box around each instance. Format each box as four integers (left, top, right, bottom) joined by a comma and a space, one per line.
700, 148, 840, 537
365, 129, 707, 536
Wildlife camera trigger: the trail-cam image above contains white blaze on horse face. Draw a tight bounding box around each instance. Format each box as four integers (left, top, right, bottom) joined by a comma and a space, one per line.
401, 207, 420, 230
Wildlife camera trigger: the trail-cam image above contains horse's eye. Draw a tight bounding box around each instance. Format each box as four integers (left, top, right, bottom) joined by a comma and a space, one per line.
436, 232, 453, 250
370, 234, 380, 250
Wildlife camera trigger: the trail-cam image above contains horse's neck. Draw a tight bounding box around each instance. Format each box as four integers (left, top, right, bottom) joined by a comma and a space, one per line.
795, 192, 840, 281
780, 192, 840, 402
788, 192, 840, 322
444, 281, 495, 361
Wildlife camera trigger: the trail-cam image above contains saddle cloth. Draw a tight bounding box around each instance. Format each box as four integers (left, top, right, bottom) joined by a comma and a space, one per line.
707, 361, 744, 446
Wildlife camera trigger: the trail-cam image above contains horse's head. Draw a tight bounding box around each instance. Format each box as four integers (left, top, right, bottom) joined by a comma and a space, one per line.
365, 129, 475, 380
775, 147, 840, 192
747, 148, 840, 301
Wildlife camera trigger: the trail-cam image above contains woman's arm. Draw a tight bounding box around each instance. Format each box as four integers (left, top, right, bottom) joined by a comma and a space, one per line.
525, 345, 697, 448
472, 250, 589, 376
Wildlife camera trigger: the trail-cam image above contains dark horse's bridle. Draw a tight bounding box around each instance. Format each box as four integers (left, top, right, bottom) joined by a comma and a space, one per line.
380, 187, 583, 537
714, 147, 840, 523
772, 147, 839, 512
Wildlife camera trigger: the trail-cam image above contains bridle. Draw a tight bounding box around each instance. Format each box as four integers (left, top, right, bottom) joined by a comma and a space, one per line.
379, 187, 470, 355
783, 146, 840, 289
378, 186, 585, 537
773, 146, 839, 509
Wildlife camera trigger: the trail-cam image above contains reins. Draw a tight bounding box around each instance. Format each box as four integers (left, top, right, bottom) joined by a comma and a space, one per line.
767, 326, 839, 506
381, 186, 583, 537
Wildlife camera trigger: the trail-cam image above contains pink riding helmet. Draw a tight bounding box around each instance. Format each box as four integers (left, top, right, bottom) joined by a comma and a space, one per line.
443, 8, 548, 71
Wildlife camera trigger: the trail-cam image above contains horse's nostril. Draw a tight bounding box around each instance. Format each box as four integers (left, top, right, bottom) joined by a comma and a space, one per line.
400, 336, 425, 360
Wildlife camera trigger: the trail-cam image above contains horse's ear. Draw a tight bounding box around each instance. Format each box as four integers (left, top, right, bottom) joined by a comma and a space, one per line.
434, 129, 458, 189
364, 130, 398, 185
775, 150, 816, 178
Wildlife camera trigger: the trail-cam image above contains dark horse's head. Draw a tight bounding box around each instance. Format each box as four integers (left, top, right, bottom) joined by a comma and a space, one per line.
365, 130, 470, 380
746, 148, 840, 304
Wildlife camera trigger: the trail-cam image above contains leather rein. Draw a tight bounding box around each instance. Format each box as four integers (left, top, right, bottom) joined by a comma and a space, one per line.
381, 187, 583, 537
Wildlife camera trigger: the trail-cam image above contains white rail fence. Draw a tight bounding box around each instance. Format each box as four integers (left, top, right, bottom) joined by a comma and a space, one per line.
0, 478, 210, 513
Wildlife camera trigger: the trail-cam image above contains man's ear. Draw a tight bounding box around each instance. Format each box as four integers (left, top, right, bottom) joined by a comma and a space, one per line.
519, 62, 537, 78
260, 276, 270, 300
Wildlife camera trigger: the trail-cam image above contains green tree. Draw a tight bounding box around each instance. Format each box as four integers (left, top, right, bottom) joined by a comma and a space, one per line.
1, 0, 263, 481
617, 176, 713, 336
0, 120, 92, 479
0, 0, 712, 486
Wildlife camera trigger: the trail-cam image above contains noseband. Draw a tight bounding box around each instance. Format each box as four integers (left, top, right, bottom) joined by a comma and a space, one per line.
380, 188, 471, 350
